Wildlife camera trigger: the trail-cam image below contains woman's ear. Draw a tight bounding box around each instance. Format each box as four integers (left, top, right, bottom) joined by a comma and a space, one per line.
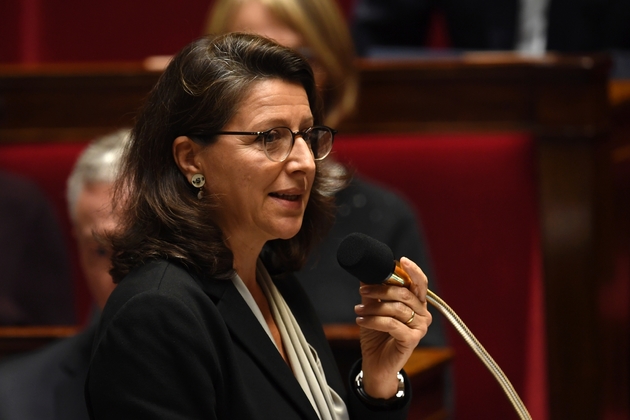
172, 136, 203, 178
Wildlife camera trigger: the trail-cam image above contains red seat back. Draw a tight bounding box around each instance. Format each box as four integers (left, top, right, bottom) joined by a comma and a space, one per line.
332, 131, 546, 419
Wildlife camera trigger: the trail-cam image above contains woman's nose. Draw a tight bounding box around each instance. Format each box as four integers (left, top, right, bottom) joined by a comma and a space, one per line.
286, 136, 316, 172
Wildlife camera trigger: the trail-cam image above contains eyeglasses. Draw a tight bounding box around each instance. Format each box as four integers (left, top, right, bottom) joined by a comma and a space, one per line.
199, 125, 336, 163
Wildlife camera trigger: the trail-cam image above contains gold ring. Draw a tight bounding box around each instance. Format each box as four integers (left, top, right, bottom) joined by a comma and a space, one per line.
405, 310, 415, 325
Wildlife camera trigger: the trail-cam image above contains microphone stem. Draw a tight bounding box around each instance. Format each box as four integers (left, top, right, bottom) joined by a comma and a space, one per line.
426, 289, 533, 420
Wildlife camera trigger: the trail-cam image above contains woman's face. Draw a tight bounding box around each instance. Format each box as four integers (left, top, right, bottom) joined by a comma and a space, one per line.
198, 79, 316, 250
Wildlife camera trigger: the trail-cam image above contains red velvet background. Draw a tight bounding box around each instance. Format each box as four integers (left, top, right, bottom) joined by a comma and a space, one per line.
333, 133, 546, 419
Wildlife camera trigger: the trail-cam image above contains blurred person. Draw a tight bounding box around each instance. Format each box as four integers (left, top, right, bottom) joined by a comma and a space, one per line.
351, 0, 518, 54
205, 0, 446, 346
0, 129, 129, 420
85, 33, 431, 419
0, 171, 74, 326
350, 0, 630, 55
206, 0, 358, 129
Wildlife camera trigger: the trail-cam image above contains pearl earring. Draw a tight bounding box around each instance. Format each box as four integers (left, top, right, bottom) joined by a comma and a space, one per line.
191, 174, 205, 199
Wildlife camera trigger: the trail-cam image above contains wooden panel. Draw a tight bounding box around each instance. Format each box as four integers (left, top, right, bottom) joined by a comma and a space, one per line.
0, 325, 79, 359
340, 53, 610, 135
0, 53, 612, 142
0, 62, 160, 142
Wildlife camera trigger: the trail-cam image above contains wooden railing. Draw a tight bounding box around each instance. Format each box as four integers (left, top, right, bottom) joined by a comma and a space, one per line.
0, 325, 79, 359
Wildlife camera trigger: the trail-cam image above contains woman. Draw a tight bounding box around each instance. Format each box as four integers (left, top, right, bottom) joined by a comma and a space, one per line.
85, 33, 431, 419
204, 0, 446, 341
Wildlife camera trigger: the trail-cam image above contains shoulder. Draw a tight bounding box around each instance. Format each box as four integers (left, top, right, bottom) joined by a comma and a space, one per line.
331, 176, 421, 243
102, 259, 205, 316
94, 260, 225, 352
337, 176, 418, 220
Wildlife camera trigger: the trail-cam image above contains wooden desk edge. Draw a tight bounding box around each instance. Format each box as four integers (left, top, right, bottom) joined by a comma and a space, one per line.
324, 323, 453, 376
0, 325, 80, 338
404, 347, 454, 377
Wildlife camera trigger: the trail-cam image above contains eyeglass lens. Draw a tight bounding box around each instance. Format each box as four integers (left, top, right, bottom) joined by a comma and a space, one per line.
263, 127, 333, 162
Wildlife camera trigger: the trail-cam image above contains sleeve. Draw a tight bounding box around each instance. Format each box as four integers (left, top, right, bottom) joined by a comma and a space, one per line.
85, 291, 220, 420
345, 360, 411, 420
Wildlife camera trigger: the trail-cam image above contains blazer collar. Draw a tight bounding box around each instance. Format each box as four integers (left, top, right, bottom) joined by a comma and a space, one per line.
199, 275, 321, 420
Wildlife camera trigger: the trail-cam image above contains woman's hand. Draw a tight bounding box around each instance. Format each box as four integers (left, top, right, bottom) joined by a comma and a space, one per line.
354, 257, 431, 399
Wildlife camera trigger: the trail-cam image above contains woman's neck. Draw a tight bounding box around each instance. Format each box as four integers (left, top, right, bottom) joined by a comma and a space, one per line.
227, 235, 263, 288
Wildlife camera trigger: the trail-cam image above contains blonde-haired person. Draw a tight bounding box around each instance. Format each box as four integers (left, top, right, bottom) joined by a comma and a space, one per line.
206, 0, 358, 128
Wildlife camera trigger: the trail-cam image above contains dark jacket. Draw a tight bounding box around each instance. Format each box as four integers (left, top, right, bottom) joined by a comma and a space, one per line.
85, 260, 410, 419
0, 325, 94, 420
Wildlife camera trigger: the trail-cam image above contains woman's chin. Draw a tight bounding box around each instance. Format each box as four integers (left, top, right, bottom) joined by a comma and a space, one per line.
276, 224, 303, 240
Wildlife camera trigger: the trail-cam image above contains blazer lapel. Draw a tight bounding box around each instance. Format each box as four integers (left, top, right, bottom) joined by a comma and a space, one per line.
273, 273, 348, 398
200, 277, 320, 420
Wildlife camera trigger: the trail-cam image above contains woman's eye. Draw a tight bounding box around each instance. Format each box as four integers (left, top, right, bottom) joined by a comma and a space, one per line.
265, 129, 285, 143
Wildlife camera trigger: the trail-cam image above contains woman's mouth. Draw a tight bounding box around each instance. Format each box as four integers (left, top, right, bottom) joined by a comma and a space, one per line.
269, 192, 301, 201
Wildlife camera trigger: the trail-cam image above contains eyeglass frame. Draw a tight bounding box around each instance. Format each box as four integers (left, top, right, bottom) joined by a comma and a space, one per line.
192, 125, 337, 163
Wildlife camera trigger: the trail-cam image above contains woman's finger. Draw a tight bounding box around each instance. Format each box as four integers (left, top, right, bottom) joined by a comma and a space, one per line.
400, 257, 428, 302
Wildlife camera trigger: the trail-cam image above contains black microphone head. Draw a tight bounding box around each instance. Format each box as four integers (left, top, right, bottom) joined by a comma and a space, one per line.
336, 233, 395, 285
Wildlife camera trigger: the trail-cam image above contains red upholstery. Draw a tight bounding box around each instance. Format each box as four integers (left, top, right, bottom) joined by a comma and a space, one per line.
0, 132, 547, 419
0, 141, 91, 324
0, 0, 356, 64
332, 132, 546, 419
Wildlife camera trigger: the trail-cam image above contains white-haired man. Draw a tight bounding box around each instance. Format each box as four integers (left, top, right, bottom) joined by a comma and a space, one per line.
0, 129, 129, 420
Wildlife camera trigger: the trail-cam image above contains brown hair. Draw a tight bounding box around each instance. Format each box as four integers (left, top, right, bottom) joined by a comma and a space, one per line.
109, 33, 344, 283
206, 0, 358, 127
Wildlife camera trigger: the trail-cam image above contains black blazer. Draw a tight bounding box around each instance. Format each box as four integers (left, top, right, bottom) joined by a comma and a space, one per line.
85, 260, 410, 419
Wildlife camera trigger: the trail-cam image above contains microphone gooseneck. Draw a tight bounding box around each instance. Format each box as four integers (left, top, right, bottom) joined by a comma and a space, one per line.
336, 233, 532, 420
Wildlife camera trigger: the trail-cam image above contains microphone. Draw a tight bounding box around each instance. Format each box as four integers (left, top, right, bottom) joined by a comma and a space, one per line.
336, 232, 412, 288
335, 232, 532, 420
